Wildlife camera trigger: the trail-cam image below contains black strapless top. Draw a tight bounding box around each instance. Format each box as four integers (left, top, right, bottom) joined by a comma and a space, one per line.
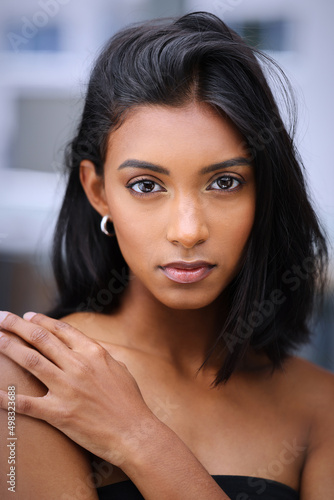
97, 475, 299, 499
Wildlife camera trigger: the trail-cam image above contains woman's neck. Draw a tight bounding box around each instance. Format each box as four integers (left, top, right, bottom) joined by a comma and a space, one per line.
107, 278, 272, 379
109, 278, 228, 375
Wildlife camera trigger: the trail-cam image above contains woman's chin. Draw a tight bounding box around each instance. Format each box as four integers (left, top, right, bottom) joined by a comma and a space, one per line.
156, 290, 222, 311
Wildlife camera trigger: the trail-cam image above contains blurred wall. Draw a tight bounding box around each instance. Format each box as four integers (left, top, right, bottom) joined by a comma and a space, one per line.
0, 0, 333, 370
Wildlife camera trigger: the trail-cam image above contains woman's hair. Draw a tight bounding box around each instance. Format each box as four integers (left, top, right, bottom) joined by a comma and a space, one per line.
49, 11, 328, 384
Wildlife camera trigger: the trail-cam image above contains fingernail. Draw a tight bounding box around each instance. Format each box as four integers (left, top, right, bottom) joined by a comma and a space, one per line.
23, 312, 37, 321
0, 311, 9, 323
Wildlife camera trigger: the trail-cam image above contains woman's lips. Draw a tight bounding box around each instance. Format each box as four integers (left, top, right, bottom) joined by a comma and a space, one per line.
159, 262, 215, 284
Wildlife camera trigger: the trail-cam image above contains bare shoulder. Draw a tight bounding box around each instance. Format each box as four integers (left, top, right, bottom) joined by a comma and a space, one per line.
61, 311, 111, 338
61, 312, 102, 333
289, 355, 334, 425
281, 356, 334, 497
282, 354, 334, 401
0, 330, 98, 499
61, 311, 124, 347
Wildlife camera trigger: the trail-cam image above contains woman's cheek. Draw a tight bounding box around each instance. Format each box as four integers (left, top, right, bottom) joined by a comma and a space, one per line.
113, 216, 159, 272
218, 199, 255, 264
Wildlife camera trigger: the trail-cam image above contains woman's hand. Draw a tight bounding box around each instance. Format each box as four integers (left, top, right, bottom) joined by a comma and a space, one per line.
0, 311, 232, 499
0, 311, 157, 467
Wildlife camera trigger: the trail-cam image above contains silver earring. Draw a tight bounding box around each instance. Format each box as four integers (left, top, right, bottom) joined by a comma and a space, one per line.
100, 215, 115, 236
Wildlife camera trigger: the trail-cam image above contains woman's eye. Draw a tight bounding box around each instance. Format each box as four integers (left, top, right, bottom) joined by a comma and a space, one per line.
127, 179, 164, 194
208, 175, 242, 192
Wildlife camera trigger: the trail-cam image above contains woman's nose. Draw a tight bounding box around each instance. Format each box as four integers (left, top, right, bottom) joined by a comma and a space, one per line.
166, 195, 209, 248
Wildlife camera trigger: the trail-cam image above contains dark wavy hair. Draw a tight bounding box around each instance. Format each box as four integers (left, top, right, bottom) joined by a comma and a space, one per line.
49, 11, 328, 384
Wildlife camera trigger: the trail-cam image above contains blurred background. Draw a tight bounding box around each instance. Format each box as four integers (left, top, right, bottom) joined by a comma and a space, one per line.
0, 0, 333, 370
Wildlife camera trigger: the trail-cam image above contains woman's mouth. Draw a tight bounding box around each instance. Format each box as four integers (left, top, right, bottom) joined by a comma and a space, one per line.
159, 261, 216, 284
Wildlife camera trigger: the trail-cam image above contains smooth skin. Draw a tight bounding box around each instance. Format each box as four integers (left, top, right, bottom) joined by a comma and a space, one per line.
0, 102, 333, 499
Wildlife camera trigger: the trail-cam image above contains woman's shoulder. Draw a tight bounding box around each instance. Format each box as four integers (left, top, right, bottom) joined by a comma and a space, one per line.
60, 311, 102, 331
283, 356, 334, 494
0, 326, 98, 499
280, 355, 334, 436
282, 354, 334, 396
61, 311, 125, 348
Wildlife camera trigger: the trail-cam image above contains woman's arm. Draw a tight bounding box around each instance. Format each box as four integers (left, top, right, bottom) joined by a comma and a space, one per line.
0, 331, 99, 500
0, 312, 230, 500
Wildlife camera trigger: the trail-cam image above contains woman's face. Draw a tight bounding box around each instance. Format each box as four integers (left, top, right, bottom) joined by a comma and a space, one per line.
100, 102, 255, 310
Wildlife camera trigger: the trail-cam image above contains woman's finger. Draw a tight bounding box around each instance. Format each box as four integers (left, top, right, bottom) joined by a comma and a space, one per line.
23, 312, 99, 352
0, 388, 54, 422
0, 330, 62, 386
0, 312, 79, 365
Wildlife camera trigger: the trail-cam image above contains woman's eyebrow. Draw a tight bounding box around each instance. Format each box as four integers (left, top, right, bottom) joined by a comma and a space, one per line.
117, 157, 252, 175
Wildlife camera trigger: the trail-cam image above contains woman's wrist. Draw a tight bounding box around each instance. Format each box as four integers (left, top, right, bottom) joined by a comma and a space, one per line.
114, 411, 167, 471
118, 415, 230, 500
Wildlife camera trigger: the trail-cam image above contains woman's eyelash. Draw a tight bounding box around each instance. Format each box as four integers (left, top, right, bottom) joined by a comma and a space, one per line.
125, 175, 245, 196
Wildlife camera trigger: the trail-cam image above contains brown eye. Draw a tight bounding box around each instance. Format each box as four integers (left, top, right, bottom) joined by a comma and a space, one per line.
126, 178, 165, 195
208, 175, 243, 192
217, 177, 234, 189
137, 180, 156, 192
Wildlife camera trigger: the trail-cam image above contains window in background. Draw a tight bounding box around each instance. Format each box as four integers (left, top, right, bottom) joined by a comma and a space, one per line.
10, 96, 83, 173
5, 22, 61, 52
229, 19, 291, 52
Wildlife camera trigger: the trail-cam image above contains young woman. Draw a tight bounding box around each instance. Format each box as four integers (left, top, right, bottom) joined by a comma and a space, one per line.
0, 11, 333, 500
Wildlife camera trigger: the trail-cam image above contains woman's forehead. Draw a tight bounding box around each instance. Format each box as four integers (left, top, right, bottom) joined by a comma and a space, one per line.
106, 102, 247, 162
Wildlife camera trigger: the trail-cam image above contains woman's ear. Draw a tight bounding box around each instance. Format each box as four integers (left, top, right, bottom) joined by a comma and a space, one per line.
79, 160, 109, 217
